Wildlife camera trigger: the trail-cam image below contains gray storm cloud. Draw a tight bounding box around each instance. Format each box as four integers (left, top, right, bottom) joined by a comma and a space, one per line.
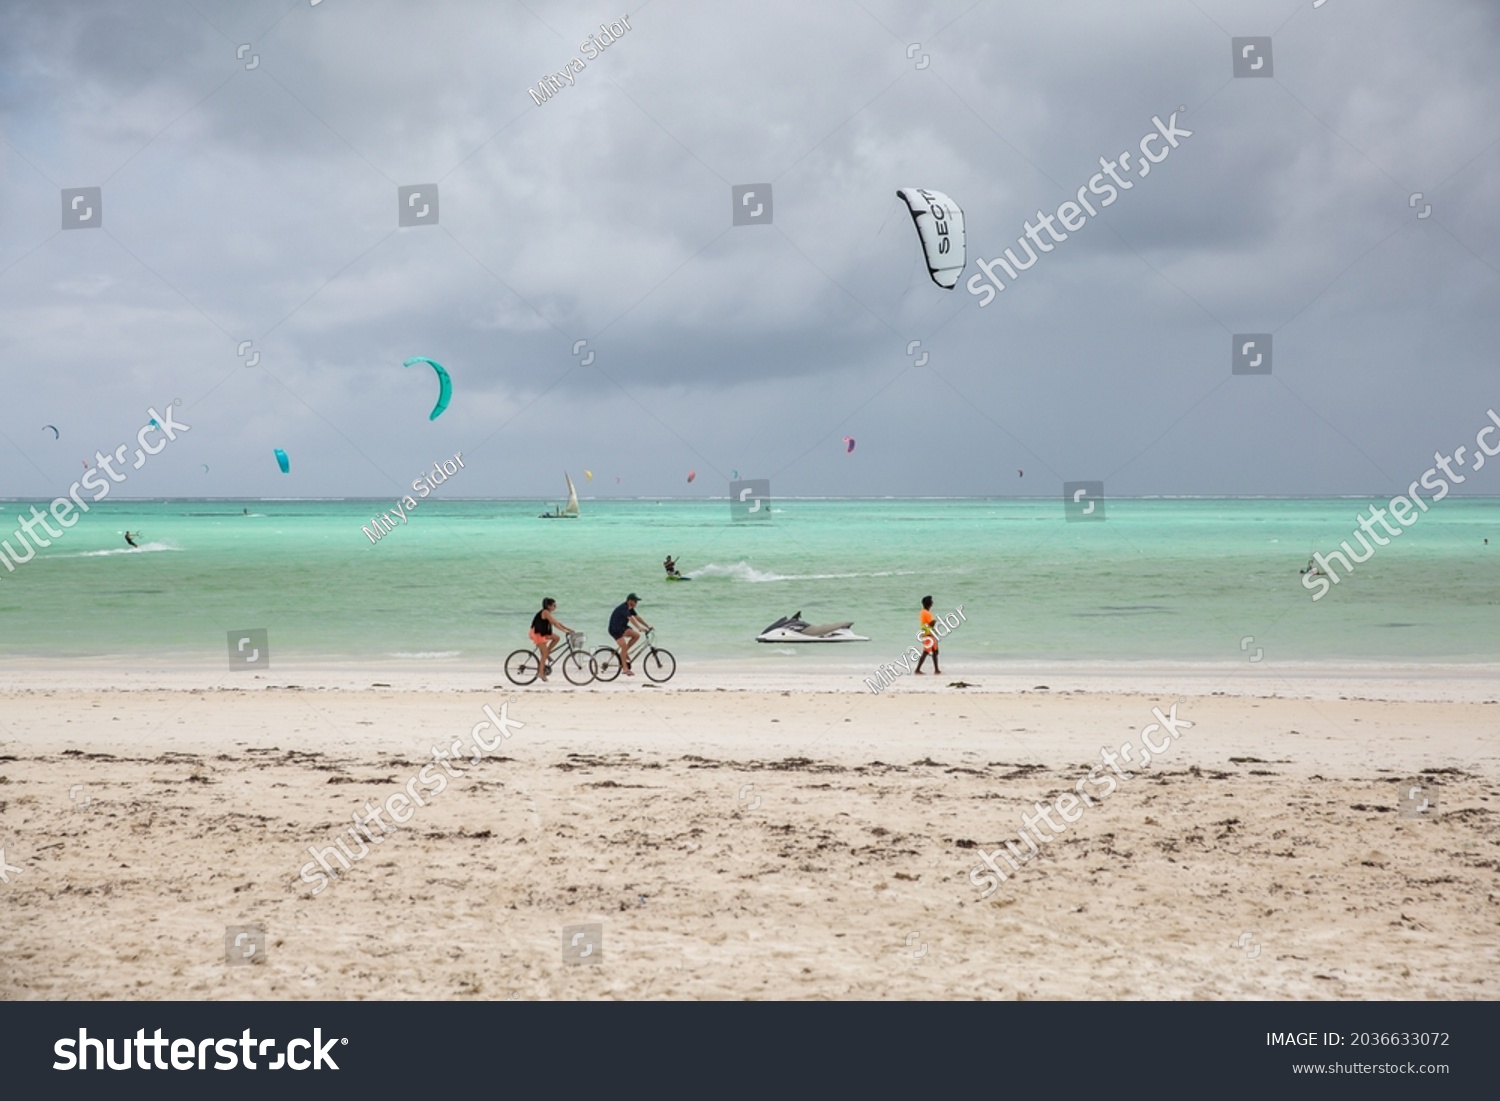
1, 0, 1496, 500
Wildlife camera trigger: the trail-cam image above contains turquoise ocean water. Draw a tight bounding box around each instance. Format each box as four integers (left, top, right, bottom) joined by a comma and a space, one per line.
1, 498, 1497, 668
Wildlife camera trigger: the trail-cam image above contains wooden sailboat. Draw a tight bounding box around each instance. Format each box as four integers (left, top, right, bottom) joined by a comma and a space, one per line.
539, 472, 581, 518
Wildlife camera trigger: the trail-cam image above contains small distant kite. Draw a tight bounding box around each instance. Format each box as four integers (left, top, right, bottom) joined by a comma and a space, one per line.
81, 459, 89, 469
149, 418, 159, 428
274, 448, 290, 474
403, 357, 452, 420
202, 464, 210, 474
1018, 469, 1024, 478
731, 469, 739, 480
615, 476, 621, 484
42, 424, 59, 439
687, 470, 696, 483
842, 436, 856, 454
584, 470, 593, 481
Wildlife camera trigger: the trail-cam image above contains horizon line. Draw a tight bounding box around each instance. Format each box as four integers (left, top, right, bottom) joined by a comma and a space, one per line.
3, 495, 1500, 503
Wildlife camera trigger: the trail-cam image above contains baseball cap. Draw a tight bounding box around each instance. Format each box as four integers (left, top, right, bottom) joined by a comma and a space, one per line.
626, 593, 641, 602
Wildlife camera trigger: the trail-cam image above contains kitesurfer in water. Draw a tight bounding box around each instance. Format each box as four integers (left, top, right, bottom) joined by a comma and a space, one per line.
123, 531, 139, 548
663, 554, 680, 578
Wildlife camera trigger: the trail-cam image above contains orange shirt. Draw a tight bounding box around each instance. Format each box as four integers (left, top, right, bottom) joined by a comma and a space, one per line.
920, 608, 936, 635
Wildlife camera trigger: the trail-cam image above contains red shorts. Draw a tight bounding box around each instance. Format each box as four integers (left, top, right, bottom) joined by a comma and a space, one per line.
530, 630, 548, 646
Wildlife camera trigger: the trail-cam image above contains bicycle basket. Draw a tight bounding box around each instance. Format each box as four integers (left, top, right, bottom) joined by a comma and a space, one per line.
568, 631, 586, 648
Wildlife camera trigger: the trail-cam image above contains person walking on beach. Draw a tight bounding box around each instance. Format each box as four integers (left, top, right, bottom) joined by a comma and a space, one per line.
914, 595, 941, 676
530, 598, 575, 682
608, 593, 652, 676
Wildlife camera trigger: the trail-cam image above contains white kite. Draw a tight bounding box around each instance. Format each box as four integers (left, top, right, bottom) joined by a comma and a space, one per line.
895, 187, 966, 289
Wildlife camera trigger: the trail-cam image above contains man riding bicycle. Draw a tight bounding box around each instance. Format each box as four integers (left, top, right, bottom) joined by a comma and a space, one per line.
608, 593, 652, 676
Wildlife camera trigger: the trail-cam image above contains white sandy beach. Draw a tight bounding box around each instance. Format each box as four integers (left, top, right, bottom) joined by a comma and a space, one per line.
1, 669, 1496, 1000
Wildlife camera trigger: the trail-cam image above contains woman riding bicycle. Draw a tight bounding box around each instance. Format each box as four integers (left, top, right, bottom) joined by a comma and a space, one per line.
530, 598, 575, 682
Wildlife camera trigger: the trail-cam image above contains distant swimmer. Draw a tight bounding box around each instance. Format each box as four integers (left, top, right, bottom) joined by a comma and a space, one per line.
123, 531, 139, 548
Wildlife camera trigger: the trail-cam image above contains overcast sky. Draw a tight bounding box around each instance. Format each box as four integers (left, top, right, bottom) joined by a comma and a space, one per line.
2, 0, 1497, 500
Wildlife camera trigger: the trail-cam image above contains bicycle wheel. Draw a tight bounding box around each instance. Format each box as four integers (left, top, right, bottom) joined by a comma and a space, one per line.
641, 646, 676, 682
592, 646, 622, 682
505, 648, 540, 685
562, 649, 596, 685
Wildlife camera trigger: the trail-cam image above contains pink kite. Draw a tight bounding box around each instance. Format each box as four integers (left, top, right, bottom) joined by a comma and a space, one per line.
687, 470, 696, 483
842, 436, 856, 454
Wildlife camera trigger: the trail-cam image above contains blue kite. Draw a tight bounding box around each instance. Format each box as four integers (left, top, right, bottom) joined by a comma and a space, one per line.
404, 357, 452, 420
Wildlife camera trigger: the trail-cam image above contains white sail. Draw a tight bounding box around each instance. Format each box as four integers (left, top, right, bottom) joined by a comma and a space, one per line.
564, 472, 580, 515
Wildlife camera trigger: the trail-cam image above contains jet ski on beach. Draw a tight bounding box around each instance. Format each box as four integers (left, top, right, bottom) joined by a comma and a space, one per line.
756, 612, 870, 643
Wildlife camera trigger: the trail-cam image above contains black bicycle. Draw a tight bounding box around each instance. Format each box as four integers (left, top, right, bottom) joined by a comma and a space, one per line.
593, 627, 676, 683
505, 631, 595, 686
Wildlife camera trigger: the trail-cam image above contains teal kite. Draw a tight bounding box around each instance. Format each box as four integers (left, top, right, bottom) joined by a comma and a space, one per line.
274, 448, 290, 474
404, 357, 452, 420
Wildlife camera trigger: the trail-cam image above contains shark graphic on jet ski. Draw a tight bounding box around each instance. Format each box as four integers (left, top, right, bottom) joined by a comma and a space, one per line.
756, 612, 870, 643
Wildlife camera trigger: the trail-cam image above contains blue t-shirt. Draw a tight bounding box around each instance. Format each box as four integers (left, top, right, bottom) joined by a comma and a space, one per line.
609, 602, 636, 638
